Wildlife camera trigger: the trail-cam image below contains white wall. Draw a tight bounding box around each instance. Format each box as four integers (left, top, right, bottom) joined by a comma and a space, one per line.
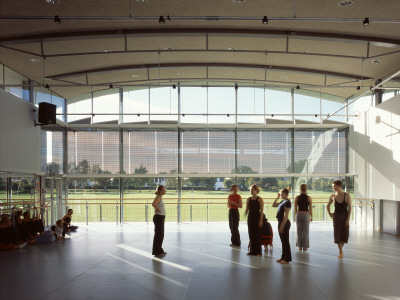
0, 89, 41, 173
350, 94, 400, 202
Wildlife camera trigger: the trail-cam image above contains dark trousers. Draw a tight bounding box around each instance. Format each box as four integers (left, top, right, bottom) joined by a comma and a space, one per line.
278, 220, 292, 262
248, 212, 261, 255
229, 209, 241, 246
152, 214, 165, 255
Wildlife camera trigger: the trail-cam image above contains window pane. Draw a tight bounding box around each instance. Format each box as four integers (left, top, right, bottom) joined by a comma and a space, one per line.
181, 87, 207, 123
93, 89, 119, 124
123, 87, 149, 124
265, 88, 291, 122
237, 87, 265, 124
181, 131, 208, 173
150, 87, 178, 123
208, 87, 235, 124
321, 97, 346, 123
294, 91, 320, 122
5, 67, 30, 101
67, 93, 92, 123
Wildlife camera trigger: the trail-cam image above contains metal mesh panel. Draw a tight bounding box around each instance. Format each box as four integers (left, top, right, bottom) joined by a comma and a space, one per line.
123, 131, 178, 174
294, 130, 346, 174
237, 130, 291, 174
181, 131, 208, 174
209, 131, 235, 173
68, 131, 120, 174
261, 131, 292, 174
41, 130, 64, 174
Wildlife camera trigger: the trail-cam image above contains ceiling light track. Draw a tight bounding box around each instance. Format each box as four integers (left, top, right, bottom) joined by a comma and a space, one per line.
1, 15, 400, 24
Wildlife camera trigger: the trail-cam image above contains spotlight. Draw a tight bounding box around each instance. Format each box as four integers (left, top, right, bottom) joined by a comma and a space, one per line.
363, 17, 369, 26
315, 114, 317, 117
262, 16, 268, 24
235, 83, 238, 90
137, 113, 140, 117
182, 114, 185, 117
271, 114, 274, 117
296, 85, 300, 89
45, 84, 50, 88
357, 86, 360, 90
172, 84, 176, 89
109, 84, 113, 89
159, 16, 165, 24
54, 15, 61, 24
227, 114, 230, 117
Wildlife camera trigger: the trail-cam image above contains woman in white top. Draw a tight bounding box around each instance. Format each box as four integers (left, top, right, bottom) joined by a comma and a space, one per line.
152, 185, 167, 258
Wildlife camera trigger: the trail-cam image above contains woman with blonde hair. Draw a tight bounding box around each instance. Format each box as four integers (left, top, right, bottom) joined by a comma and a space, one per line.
272, 187, 292, 264
245, 184, 264, 256
152, 185, 167, 258
294, 184, 312, 251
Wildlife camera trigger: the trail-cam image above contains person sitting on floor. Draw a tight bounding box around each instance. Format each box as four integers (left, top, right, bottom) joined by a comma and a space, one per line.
62, 209, 78, 233
0, 214, 26, 250
52, 220, 65, 240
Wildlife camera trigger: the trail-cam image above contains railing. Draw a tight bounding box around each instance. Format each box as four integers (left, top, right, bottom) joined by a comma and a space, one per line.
1, 197, 374, 226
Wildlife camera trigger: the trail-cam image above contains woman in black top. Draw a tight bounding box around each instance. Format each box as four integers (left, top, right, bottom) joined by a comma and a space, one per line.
272, 187, 292, 264
244, 184, 264, 256
327, 180, 352, 258
294, 184, 312, 251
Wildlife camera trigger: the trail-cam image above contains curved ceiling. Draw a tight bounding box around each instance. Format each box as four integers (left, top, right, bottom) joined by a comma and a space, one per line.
1, 0, 400, 99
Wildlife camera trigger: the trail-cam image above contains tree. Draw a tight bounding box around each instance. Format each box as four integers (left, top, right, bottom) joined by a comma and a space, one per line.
232, 165, 257, 190
223, 178, 234, 189
76, 160, 90, 174
133, 164, 152, 188
47, 162, 61, 174
166, 169, 179, 191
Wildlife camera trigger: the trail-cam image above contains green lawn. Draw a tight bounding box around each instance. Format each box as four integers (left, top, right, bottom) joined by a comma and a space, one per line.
2, 189, 354, 223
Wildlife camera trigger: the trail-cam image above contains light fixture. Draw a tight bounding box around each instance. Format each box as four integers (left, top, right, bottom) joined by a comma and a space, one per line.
164, 47, 173, 51
296, 85, 300, 89
182, 113, 185, 117
227, 114, 230, 117
228, 47, 237, 51
357, 86, 360, 90
109, 84, 113, 89
279, 76, 287, 79
314, 114, 318, 117
177, 72, 184, 75
45, 84, 50, 88
136, 0, 148, 2
262, 16, 268, 24
103, 49, 112, 53
159, 16, 165, 24
363, 17, 370, 26
225, 72, 232, 76
131, 74, 140, 78
54, 15, 61, 24
206, 54, 212, 57
137, 113, 141, 117
235, 83, 238, 90
29, 58, 41, 63
45, 0, 60, 4
232, 0, 246, 3
271, 114, 274, 117
172, 84, 176, 89
371, 59, 381, 64
338, 0, 353, 7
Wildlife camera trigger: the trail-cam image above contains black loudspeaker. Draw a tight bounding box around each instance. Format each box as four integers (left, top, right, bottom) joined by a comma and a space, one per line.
38, 102, 57, 125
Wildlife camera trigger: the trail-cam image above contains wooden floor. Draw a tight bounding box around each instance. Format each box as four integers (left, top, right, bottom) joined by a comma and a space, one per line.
1, 222, 399, 300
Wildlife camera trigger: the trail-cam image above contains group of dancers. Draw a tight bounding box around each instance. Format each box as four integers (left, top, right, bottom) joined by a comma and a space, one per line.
151, 179, 352, 262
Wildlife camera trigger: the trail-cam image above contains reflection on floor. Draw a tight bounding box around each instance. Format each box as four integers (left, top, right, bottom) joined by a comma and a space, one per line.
1, 222, 400, 300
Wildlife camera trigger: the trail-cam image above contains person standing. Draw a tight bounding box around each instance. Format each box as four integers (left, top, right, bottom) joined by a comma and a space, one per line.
272, 187, 292, 264
327, 180, 352, 258
245, 184, 264, 256
294, 184, 312, 251
152, 185, 167, 258
227, 184, 242, 247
